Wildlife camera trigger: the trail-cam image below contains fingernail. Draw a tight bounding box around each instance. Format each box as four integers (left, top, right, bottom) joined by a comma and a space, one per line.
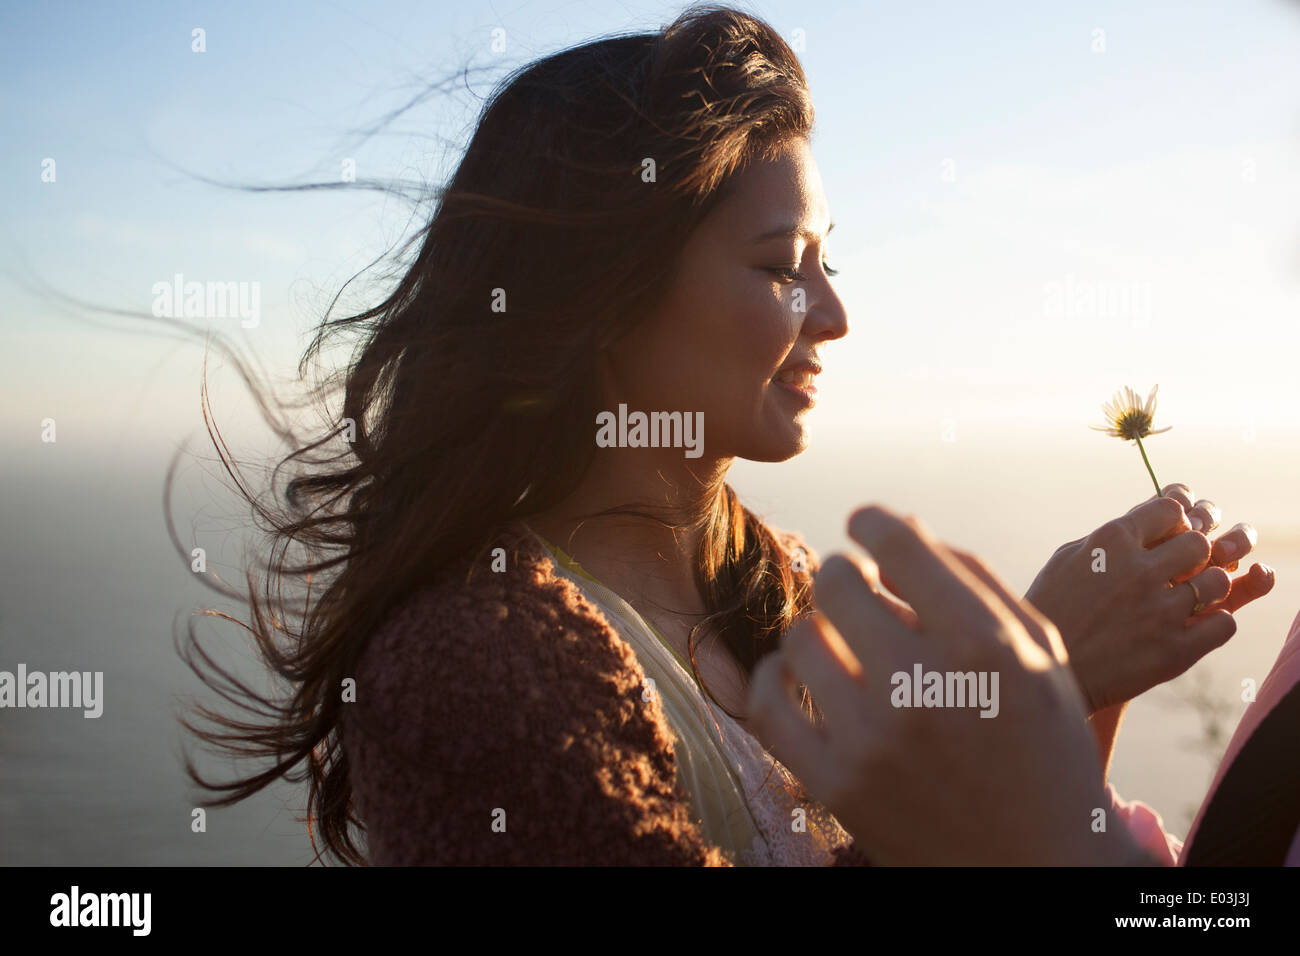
1190, 516, 1204, 532
1219, 539, 1238, 560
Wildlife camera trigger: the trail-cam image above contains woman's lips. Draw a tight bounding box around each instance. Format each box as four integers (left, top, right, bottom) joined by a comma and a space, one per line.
772, 377, 817, 407
773, 367, 817, 387
771, 364, 820, 408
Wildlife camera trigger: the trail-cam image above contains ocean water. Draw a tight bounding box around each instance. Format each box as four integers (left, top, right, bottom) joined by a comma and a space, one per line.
2, 424, 1297, 863
1, 437, 319, 864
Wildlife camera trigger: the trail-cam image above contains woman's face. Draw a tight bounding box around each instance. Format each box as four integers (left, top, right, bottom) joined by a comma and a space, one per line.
604, 136, 849, 464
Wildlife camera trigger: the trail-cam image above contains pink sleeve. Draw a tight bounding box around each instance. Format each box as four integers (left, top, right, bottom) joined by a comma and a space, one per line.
1106, 783, 1183, 865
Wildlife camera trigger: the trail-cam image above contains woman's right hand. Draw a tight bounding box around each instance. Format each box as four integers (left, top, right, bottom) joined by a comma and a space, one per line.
748, 505, 1151, 866
1024, 485, 1273, 714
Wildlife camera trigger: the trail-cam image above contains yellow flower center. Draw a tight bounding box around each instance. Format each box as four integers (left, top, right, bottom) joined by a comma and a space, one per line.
1115, 410, 1154, 440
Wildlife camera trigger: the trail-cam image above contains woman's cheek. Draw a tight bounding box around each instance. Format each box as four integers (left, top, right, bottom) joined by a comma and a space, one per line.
753, 297, 801, 365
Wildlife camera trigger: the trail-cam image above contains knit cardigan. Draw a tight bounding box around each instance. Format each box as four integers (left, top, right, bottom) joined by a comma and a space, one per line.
340, 522, 873, 866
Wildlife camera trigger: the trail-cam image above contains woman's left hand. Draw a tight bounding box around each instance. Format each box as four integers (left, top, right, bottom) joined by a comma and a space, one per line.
1024, 483, 1275, 714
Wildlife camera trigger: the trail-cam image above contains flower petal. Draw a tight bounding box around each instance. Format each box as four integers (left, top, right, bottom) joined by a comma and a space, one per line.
1144, 384, 1159, 418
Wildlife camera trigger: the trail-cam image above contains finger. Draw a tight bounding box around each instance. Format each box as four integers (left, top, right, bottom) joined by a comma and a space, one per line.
1210, 522, 1258, 569
781, 613, 873, 730
814, 553, 915, 673
1214, 562, 1276, 614
844, 506, 1002, 641
1160, 483, 1195, 511
1124, 496, 1190, 547
842, 552, 920, 629
1148, 529, 1212, 583
1186, 499, 1221, 535
1166, 566, 1231, 619
748, 652, 828, 783
1170, 610, 1238, 673
949, 549, 1063, 661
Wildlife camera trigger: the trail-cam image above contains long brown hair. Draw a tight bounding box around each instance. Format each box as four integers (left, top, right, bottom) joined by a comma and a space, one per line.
178, 3, 820, 865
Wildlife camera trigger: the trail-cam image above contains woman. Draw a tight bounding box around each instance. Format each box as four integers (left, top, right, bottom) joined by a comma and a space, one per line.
181, 5, 1273, 865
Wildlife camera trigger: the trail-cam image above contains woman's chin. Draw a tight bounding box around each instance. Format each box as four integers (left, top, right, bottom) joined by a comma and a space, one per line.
741, 423, 810, 463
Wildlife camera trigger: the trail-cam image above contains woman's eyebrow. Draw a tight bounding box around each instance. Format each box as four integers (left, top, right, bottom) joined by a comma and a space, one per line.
749, 221, 835, 242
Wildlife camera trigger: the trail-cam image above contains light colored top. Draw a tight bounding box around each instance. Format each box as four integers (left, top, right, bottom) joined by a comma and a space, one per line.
526, 526, 853, 866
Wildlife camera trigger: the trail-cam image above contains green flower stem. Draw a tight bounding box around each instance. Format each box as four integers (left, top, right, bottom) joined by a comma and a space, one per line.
1134, 435, 1162, 497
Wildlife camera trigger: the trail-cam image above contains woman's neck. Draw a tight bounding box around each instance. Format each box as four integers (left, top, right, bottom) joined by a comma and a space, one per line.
527, 448, 732, 617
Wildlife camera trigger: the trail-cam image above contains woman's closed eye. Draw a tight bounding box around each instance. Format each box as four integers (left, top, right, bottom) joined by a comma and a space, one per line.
766, 261, 839, 282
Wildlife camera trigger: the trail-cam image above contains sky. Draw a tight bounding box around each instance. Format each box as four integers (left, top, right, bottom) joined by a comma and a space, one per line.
4, 0, 1299, 450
